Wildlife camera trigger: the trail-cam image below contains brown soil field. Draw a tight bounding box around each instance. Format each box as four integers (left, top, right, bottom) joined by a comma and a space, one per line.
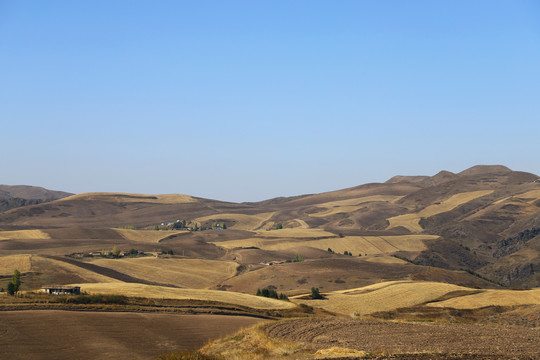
220, 258, 498, 295
0, 310, 261, 360
265, 318, 540, 359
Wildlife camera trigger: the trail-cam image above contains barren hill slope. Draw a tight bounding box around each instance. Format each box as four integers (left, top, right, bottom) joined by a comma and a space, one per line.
0, 185, 72, 213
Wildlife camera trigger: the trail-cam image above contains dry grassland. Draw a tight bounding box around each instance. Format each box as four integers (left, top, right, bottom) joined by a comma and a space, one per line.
254, 228, 336, 238
309, 195, 403, 217
59, 192, 196, 204
114, 228, 189, 243
292, 280, 470, 316
0, 254, 32, 275
465, 199, 539, 221
72, 282, 296, 310
387, 190, 494, 232
194, 212, 275, 231
515, 189, 540, 203
362, 255, 408, 264
88, 257, 238, 288
0, 230, 51, 240
213, 235, 437, 255
427, 288, 540, 309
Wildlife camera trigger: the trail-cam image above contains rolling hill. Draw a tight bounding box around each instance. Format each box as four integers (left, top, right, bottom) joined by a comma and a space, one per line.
1, 165, 539, 288
0, 185, 72, 213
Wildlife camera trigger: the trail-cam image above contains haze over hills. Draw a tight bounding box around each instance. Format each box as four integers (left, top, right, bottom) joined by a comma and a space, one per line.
1, 165, 539, 289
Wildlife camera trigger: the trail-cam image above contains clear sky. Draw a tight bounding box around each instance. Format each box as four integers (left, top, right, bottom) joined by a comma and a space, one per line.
1, 1, 539, 202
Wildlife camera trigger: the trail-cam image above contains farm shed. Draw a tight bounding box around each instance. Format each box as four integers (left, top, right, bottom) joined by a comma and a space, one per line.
42, 285, 81, 295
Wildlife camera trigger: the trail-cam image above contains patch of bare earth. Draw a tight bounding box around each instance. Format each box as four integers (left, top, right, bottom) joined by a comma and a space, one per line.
0, 310, 262, 360
265, 318, 539, 359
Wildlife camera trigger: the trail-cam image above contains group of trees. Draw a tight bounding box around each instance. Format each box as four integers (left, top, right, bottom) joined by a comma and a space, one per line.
6, 270, 21, 295
256, 288, 289, 301
327, 248, 362, 257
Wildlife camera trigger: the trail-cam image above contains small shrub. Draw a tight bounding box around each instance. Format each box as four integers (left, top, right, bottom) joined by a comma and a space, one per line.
311, 287, 323, 299
338, 233, 344, 238
275, 223, 283, 230
294, 254, 304, 262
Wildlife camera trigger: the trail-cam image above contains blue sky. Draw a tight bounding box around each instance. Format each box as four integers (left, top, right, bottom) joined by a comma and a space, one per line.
1, 1, 539, 202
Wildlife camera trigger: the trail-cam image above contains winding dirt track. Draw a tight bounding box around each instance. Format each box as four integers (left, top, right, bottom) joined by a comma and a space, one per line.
265, 318, 540, 359
0, 310, 262, 360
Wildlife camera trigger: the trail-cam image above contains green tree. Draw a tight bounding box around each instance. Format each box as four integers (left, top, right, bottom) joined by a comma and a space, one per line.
327, 248, 333, 253
7, 282, 15, 296
338, 233, 344, 238
154, 225, 159, 231
11, 269, 21, 293
275, 223, 283, 230
294, 254, 304, 262
222, 223, 227, 229
311, 287, 323, 299
111, 245, 121, 258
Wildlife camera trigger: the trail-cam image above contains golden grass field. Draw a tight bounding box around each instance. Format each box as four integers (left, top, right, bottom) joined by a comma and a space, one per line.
254, 228, 336, 238
213, 235, 438, 255
194, 212, 275, 230
308, 195, 404, 217
88, 257, 238, 288
427, 288, 540, 309
72, 282, 296, 310
515, 189, 540, 203
58, 192, 196, 204
291, 281, 471, 316
114, 228, 189, 243
0, 230, 51, 240
0, 254, 32, 275
387, 190, 494, 232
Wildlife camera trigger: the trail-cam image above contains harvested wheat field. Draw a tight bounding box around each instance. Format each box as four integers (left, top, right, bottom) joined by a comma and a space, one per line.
254, 228, 336, 238
0, 254, 32, 275
265, 318, 539, 359
292, 281, 470, 316
308, 195, 404, 217
74, 282, 296, 310
387, 190, 494, 232
0, 230, 50, 240
427, 288, 540, 309
194, 212, 275, 230
0, 310, 261, 360
87, 257, 238, 288
213, 234, 438, 255
114, 228, 189, 243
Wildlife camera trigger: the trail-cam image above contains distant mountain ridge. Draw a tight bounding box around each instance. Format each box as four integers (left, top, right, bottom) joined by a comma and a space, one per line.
0, 185, 72, 212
